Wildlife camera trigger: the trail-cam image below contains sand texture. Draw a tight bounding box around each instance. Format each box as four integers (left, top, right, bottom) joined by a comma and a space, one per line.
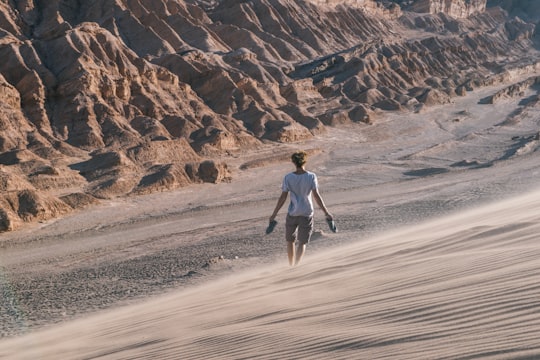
1, 73, 540, 358
1, 189, 540, 359
1, 1, 540, 358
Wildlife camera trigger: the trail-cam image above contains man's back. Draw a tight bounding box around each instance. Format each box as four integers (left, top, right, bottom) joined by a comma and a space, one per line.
282, 171, 318, 217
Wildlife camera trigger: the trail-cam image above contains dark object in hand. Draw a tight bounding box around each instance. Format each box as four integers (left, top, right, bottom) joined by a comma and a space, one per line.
266, 220, 278, 234
327, 219, 337, 233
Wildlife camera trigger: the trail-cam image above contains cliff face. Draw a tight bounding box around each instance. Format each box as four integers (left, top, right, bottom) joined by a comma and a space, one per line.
487, 0, 540, 21
407, 0, 487, 18
0, 0, 538, 231
306, 0, 402, 18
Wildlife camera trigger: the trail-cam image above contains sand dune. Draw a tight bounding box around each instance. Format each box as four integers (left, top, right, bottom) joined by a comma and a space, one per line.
1, 1, 539, 357
1, 188, 539, 359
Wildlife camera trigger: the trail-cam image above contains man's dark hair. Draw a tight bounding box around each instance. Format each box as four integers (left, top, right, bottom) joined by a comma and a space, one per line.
291, 151, 307, 167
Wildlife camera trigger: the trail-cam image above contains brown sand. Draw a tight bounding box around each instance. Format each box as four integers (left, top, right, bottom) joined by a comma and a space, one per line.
1, 78, 540, 358
1, 189, 540, 359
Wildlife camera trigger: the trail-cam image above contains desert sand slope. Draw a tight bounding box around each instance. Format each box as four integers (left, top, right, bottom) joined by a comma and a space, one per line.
1, 189, 540, 359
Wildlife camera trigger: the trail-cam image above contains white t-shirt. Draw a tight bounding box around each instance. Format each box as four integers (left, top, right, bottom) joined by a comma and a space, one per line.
282, 171, 318, 217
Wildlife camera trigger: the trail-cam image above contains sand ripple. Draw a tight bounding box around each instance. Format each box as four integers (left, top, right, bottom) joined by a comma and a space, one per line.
1, 190, 540, 359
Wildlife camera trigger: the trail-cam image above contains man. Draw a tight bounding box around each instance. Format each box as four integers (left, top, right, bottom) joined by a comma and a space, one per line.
269, 151, 334, 266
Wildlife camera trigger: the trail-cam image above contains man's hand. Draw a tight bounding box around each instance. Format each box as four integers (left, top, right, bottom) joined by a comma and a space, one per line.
326, 214, 337, 233
266, 219, 278, 234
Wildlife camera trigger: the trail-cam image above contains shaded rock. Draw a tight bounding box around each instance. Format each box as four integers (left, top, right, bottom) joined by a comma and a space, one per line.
504, 17, 536, 40
89, 175, 139, 199
0, 189, 71, 230
134, 164, 192, 194
160, 115, 202, 139
0, 207, 13, 232
483, 76, 540, 104
488, 0, 540, 21
0, 149, 41, 166
71, 151, 135, 181
407, 0, 487, 18
59, 192, 100, 210
264, 121, 313, 143
130, 116, 172, 140
0, 0, 536, 230
319, 104, 375, 125
191, 127, 240, 154
280, 104, 325, 134
417, 88, 452, 105
455, 85, 468, 96
358, 88, 387, 105
28, 167, 87, 192
348, 104, 375, 124
29, 165, 58, 176
374, 98, 403, 111
185, 160, 231, 184
126, 138, 200, 165
0, 170, 33, 192
319, 109, 352, 126
280, 79, 323, 105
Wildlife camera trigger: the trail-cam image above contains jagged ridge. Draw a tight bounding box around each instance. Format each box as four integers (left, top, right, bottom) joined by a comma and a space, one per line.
0, 0, 538, 231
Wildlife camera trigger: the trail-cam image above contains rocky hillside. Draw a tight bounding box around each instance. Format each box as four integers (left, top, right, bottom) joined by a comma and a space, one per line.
0, 0, 538, 231
487, 0, 540, 21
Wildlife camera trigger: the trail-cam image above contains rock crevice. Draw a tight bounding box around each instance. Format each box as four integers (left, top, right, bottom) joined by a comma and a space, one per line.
0, 0, 538, 231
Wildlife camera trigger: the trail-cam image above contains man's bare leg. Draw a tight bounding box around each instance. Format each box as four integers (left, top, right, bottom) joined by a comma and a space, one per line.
287, 241, 295, 266
295, 243, 306, 265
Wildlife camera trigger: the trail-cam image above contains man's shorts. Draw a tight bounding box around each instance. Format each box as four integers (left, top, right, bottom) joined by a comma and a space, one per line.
285, 214, 313, 244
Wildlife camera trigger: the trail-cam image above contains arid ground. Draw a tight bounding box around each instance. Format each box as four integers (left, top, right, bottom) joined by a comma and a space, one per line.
1, 74, 540, 358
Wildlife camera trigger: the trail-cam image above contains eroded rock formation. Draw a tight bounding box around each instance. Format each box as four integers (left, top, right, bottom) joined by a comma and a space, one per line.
487, 0, 540, 21
407, 0, 487, 18
0, 0, 538, 231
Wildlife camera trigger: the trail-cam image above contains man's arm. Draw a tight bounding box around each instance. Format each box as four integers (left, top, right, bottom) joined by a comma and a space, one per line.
313, 189, 332, 220
270, 191, 288, 222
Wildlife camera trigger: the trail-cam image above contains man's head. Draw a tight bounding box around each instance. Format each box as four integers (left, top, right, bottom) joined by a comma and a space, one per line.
291, 151, 307, 168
